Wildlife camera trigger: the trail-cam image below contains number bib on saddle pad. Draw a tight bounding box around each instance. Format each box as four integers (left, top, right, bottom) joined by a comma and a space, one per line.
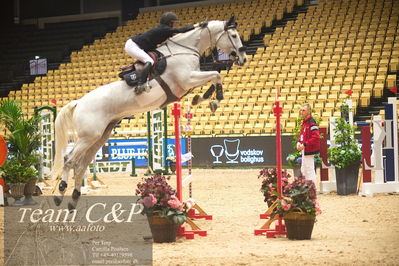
119, 50, 167, 86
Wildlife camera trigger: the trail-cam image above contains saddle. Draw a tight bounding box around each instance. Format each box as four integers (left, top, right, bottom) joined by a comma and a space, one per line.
119, 50, 182, 107
118, 50, 167, 86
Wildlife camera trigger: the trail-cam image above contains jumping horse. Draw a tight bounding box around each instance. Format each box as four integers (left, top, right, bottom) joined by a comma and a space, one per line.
51, 17, 247, 210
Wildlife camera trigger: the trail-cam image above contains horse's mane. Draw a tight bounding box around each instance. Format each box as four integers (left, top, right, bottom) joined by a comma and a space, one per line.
167, 20, 224, 43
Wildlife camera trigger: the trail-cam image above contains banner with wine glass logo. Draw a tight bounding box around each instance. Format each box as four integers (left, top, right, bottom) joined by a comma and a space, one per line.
191, 136, 292, 167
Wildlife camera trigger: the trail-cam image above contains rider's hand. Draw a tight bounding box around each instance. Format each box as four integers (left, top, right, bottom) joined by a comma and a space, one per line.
199, 21, 208, 28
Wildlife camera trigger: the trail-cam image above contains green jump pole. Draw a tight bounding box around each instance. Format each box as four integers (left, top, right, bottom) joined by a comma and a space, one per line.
34, 105, 57, 183
163, 107, 170, 175
146, 111, 152, 175
131, 157, 138, 177
92, 158, 97, 181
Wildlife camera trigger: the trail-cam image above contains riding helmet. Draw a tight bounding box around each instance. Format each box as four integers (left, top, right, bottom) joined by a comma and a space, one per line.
160, 12, 179, 26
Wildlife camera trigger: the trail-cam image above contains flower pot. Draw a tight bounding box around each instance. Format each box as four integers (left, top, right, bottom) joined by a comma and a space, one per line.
9, 183, 26, 207
147, 215, 178, 243
335, 162, 360, 195
22, 178, 38, 205
283, 212, 315, 240
293, 164, 302, 177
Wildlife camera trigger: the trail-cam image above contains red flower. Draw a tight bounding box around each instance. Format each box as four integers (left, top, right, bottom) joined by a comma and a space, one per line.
389, 87, 397, 93
50, 99, 57, 105
344, 89, 353, 96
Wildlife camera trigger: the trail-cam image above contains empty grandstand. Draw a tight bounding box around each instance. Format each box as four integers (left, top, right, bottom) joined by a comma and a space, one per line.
0, 0, 398, 136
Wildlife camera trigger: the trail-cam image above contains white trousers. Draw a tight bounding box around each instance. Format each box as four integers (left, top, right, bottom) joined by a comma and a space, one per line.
124, 39, 154, 65
301, 154, 317, 184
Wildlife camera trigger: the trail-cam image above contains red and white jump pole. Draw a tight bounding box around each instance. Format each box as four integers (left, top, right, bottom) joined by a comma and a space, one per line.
254, 87, 287, 237
266, 87, 287, 238
172, 102, 183, 201
184, 106, 213, 220
172, 99, 207, 239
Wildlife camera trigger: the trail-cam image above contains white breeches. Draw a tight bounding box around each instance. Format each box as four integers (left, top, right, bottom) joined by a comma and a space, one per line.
301, 154, 317, 184
124, 39, 154, 65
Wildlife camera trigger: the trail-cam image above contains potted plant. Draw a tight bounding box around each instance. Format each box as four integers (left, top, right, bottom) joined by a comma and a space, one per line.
0, 157, 37, 206
271, 176, 322, 240
0, 100, 41, 205
258, 168, 290, 208
136, 174, 190, 243
328, 103, 361, 195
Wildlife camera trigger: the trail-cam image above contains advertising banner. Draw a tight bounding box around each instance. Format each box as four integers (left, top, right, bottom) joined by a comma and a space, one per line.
151, 109, 164, 171
91, 138, 187, 173
191, 136, 293, 167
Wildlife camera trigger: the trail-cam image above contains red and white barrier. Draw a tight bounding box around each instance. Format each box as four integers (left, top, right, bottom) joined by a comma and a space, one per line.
254, 87, 287, 238
319, 117, 337, 194
172, 101, 207, 239
183, 106, 213, 220
360, 97, 399, 195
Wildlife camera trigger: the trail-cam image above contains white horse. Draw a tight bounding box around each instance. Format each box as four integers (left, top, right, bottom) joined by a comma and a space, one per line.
51, 17, 247, 210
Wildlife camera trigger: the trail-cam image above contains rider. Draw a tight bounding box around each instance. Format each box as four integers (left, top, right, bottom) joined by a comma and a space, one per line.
124, 12, 207, 89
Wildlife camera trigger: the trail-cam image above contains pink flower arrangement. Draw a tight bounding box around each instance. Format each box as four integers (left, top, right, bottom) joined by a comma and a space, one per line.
314, 200, 322, 216
281, 199, 291, 211
136, 174, 189, 224
271, 176, 322, 218
168, 195, 182, 209
184, 198, 195, 209
258, 168, 290, 206
142, 194, 157, 208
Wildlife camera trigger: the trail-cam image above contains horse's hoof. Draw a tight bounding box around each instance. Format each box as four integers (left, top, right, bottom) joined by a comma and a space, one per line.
59, 180, 67, 192
68, 203, 76, 212
54, 196, 62, 206
72, 189, 81, 200
209, 101, 218, 112
192, 95, 201, 105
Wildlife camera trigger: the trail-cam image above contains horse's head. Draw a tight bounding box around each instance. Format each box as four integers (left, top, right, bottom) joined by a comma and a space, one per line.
214, 16, 248, 66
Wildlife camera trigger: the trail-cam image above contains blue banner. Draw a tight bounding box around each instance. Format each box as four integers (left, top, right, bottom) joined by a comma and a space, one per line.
101, 138, 187, 167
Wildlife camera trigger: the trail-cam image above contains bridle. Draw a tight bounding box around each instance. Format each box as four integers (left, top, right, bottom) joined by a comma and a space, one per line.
164, 21, 247, 64
207, 23, 247, 63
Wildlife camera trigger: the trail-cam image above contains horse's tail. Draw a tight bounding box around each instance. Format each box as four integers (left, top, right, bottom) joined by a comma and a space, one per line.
50, 100, 78, 180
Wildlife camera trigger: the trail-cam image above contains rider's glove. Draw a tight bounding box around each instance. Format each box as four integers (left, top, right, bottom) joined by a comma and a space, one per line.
199, 21, 208, 28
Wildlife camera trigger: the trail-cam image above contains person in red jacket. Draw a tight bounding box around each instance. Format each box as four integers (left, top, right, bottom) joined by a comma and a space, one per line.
297, 103, 320, 185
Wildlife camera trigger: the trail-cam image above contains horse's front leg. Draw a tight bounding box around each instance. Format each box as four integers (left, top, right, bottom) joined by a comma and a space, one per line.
187, 71, 223, 112
54, 155, 72, 206
68, 166, 84, 211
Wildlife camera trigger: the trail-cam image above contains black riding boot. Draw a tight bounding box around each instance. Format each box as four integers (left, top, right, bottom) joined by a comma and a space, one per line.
136, 62, 152, 94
